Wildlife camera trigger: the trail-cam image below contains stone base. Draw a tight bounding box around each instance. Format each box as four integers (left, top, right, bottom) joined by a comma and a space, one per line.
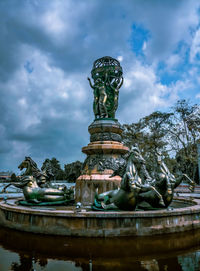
0, 197, 200, 237
75, 118, 129, 205
75, 174, 121, 205
82, 141, 129, 155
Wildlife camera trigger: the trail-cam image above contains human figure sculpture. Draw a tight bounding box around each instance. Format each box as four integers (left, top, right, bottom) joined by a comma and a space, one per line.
93, 151, 140, 211
152, 154, 175, 193
130, 146, 152, 184
93, 150, 165, 210
109, 77, 123, 112
87, 77, 100, 118
3, 176, 73, 204
88, 56, 123, 119
88, 76, 108, 119
98, 80, 108, 118
93, 146, 195, 210
151, 154, 195, 207
128, 146, 165, 207
3, 157, 74, 205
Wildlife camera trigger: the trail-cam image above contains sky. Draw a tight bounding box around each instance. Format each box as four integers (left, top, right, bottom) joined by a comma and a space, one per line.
1, 0, 200, 172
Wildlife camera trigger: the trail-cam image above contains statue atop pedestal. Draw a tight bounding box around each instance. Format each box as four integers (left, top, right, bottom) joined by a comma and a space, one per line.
88, 56, 123, 119
76, 57, 128, 205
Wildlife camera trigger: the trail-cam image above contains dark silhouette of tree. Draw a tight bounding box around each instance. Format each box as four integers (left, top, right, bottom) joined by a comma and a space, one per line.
64, 161, 83, 183
122, 100, 200, 183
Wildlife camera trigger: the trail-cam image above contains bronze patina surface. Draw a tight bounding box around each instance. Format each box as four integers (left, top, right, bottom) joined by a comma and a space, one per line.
3, 157, 74, 205
88, 56, 123, 119
93, 146, 195, 211
0, 197, 199, 236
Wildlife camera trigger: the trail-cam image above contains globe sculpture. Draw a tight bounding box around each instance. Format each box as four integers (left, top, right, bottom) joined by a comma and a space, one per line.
87, 56, 123, 119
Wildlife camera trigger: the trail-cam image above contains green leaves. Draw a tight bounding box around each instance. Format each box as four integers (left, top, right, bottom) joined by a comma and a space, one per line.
122, 100, 200, 183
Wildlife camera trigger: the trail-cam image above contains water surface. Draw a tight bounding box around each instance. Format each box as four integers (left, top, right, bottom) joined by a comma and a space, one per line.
0, 226, 200, 270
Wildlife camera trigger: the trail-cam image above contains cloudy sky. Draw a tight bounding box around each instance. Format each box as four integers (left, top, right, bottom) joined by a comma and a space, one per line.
1, 0, 200, 171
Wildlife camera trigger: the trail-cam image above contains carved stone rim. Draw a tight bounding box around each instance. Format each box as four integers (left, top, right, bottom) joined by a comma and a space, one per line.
82, 142, 129, 155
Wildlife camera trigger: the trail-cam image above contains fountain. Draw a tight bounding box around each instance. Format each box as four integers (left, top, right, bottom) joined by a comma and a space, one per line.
0, 56, 200, 237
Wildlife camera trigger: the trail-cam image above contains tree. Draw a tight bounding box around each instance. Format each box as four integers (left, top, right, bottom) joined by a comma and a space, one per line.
122, 100, 200, 183
41, 158, 65, 180
64, 161, 83, 183
122, 111, 173, 174
11, 173, 18, 182
167, 100, 200, 181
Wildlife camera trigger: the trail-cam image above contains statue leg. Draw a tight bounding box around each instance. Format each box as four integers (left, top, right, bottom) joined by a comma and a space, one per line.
40, 188, 66, 195
139, 185, 165, 207
101, 202, 118, 210
95, 189, 118, 202
42, 195, 66, 202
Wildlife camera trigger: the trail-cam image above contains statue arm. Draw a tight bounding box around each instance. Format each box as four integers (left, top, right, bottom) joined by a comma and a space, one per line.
2, 183, 12, 192
87, 77, 94, 89
118, 77, 124, 89
2, 182, 25, 192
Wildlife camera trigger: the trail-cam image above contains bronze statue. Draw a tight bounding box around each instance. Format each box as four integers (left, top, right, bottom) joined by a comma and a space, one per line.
93, 150, 164, 210
88, 56, 123, 119
18, 156, 51, 187
87, 77, 100, 118
3, 157, 74, 205
3, 176, 73, 204
109, 77, 123, 112
130, 146, 152, 184
150, 154, 195, 207
93, 151, 139, 211
98, 80, 108, 118
93, 147, 195, 210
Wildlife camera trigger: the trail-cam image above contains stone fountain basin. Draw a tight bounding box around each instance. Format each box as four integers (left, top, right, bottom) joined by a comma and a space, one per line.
0, 197, 199, 237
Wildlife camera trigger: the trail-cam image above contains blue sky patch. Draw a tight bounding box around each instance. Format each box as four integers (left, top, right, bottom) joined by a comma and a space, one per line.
129, 23, 150, 56
24, 61, 34, 73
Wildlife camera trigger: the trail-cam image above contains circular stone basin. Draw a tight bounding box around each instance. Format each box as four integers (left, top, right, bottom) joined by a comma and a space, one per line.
0, 197, 199, 237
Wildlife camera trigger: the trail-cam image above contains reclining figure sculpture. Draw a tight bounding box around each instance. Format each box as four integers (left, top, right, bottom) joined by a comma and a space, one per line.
93, 147, 195, 210
3, 157, 74, 205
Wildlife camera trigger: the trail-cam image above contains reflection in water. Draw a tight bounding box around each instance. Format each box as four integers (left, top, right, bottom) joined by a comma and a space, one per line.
0, 226, 200, 270
178, 252, 200, 271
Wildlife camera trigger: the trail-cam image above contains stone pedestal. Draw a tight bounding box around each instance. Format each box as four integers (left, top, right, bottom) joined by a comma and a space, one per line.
75, 119, 129, 205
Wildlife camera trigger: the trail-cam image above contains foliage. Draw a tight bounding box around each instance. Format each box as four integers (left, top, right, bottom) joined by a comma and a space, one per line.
41, 158, 83, 182
41, 158, 65, 180
11, 173, 18, 182
122, 100, 200, 183
64, 161, 83, 183
39, 101, 200, 183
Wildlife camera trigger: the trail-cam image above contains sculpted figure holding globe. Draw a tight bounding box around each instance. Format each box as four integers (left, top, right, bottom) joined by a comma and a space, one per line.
87, 56, 123, 119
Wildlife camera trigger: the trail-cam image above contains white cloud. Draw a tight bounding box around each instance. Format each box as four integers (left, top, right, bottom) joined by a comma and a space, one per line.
1, 0, 200, 170
117, 56, 123, 62
190, 28, 200, 63
42, 11, 66, 35
119, 61, 168, 122
142, 41, 147, 52
165, 54, 181, 70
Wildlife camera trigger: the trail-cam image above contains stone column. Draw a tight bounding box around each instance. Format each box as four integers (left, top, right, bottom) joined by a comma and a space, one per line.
75, 119, 129, 205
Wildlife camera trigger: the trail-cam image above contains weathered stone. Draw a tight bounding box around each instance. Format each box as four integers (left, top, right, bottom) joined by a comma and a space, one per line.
75, 117, 129, 204
90, 132, 122, 142
0, 197, 200, 236
88, 119, 123, 135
